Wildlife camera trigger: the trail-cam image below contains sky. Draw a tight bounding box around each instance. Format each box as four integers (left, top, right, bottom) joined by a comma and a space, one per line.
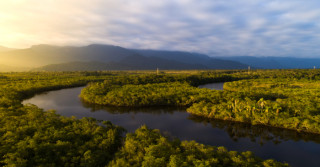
0, 0, 320, 57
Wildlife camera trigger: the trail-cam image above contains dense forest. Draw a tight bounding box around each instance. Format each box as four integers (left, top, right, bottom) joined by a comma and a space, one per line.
0, 70, 298, 166
81, 70, 320, 134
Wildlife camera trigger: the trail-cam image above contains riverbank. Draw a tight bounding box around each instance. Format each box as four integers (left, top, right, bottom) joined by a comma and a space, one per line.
80, 70, 320, 134
0, 71, 288, 166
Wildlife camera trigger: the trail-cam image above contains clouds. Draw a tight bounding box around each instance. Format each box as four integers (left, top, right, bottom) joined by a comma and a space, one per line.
0, 0, 320, 57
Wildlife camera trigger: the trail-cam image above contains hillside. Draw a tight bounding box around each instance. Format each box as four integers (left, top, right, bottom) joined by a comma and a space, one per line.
0, 44, 136, 67
0, 44, 248, 71
218, 56, 320, 69
31, 61, 132, 71
32, 59, 207, 71
3, 44, 320, 70
118, 54, 208, 70
132, 49, 248, 69
0, 46, 14, 52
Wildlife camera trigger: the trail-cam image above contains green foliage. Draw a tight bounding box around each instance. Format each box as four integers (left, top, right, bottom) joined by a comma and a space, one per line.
0, 105, 124, 166
81, 69, 320, 134
109, 125, 289, 167
0, 70, 297, 166
187, 77, 320, 133
0, 71, 122, 166
0, 72, 114, 108
81, 82, 216, 107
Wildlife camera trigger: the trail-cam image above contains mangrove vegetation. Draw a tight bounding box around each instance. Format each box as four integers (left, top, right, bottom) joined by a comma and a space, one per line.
0, 71, 290, 166
81, 70, 320, 134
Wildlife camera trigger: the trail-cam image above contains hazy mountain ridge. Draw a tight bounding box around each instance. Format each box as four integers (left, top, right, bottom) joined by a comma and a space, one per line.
32, 56, 209, 71
31, 60, 206, 71
0, 46, 15, 52
31, 61, 133, 71
2, 44, 319, 71
131, 49, 247, 69
0, 44, 248, 71
0, 44, 136, 67
217, 56, 320, 69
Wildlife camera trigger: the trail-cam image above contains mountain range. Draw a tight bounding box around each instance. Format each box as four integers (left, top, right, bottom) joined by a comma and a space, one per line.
0, 44, 247, 71
0, 46, 14, 52
0, 44, 319, 71
218, 56, 320, 69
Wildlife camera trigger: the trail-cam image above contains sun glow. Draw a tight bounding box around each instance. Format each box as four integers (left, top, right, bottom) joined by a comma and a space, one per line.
0, 0, 320, 56
0, 0, 89, 48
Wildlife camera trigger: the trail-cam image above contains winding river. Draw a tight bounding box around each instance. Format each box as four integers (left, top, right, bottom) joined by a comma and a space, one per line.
23, 83, 320, 167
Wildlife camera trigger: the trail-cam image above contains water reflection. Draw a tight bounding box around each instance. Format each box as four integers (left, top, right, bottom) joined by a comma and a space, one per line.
198, 82, 224, 90
81, 99, 184, 115
22, 85, 320, 167
189, 115, 320, 145
82, 98, 320, 145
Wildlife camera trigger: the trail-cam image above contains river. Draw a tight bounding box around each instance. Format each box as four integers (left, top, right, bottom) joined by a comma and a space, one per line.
23, 83, 320, 167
